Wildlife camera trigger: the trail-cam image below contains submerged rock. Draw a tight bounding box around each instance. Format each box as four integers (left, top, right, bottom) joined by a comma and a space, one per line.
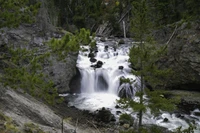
88, 52, 95, 58
91, 60, 103, 68
118, 66, 124, 70
104, 45, 109, 51
163, 118, 169, 123
89, 57, 97, 63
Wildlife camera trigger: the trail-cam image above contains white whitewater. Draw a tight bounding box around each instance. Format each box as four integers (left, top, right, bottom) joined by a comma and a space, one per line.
77, 40, 137, 95
67, 38, 200, 132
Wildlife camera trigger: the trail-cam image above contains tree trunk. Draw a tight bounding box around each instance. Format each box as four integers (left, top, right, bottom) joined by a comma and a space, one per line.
139, 74, 144, 127
139, 40, 144, 128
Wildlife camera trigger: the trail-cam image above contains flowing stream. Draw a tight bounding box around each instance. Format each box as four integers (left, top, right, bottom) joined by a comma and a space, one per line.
66, 38, 200, 132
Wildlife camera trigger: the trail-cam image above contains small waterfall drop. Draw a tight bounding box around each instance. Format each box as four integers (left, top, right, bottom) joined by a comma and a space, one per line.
77, 39, 137, 97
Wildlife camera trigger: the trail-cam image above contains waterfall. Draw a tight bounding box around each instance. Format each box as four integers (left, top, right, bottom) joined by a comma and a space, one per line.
77, 39, 138, 97
66, 38, 200, 133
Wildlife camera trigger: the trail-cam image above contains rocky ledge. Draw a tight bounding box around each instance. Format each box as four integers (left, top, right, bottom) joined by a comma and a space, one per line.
0, 84, 103, 133
155, 21, 200, 91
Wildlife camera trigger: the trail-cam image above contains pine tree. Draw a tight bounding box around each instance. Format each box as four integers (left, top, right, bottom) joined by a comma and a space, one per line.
0, 0, 41, 28
118, 0, 178, 129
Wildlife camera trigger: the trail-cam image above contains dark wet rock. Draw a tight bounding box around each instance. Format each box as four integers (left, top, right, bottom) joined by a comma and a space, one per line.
104, 45, 109, 51
178, 98, 200, 114
194, 112, 200, 116
118, 66, 124, 70
90, 64, 95, 68
69, 68, 81, 93
90, 57, 97, 63
88, 52, 95, 58
116, 111, 122, 115
113, 46, 117, 51
90, 60, 103, 68
115, 105, 120, 109
95, 107, 116, 123
175, 113, 184, 119
114, 52, 118, 56
118, 39, 125, 44
163, 118, 169, 122
96, 61, 103, 68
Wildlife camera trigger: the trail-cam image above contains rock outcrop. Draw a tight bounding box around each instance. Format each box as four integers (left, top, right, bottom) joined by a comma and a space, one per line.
0, 84, 98, 133
0, 24, 77, 93
155, 21, 200, 91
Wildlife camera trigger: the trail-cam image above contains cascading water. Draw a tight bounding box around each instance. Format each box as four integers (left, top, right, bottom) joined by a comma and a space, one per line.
77, 39, 137, 96
66, 38, 200, 132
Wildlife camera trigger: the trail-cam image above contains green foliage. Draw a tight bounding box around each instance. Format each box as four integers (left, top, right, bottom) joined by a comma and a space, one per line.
49, 28, 93, 60
119, 113, 134, 125
146, 89, 179, 115
54, 0, 103, 28
129, 43, 173, 88
0, 47, 61, 105
131, 0, 152, 40
150, 0, 200, 26
120, 78, 132, 84
0, 0, 41, 28
117, 97, 146, 113
24, 123, 45, 133
0, 112, 19, 132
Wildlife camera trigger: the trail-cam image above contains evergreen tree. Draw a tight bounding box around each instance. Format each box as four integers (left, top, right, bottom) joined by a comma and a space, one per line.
0, 0, 41, 28
49, 28, 93, 60
118, 0, 178, 129
0, 47, 61, 104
